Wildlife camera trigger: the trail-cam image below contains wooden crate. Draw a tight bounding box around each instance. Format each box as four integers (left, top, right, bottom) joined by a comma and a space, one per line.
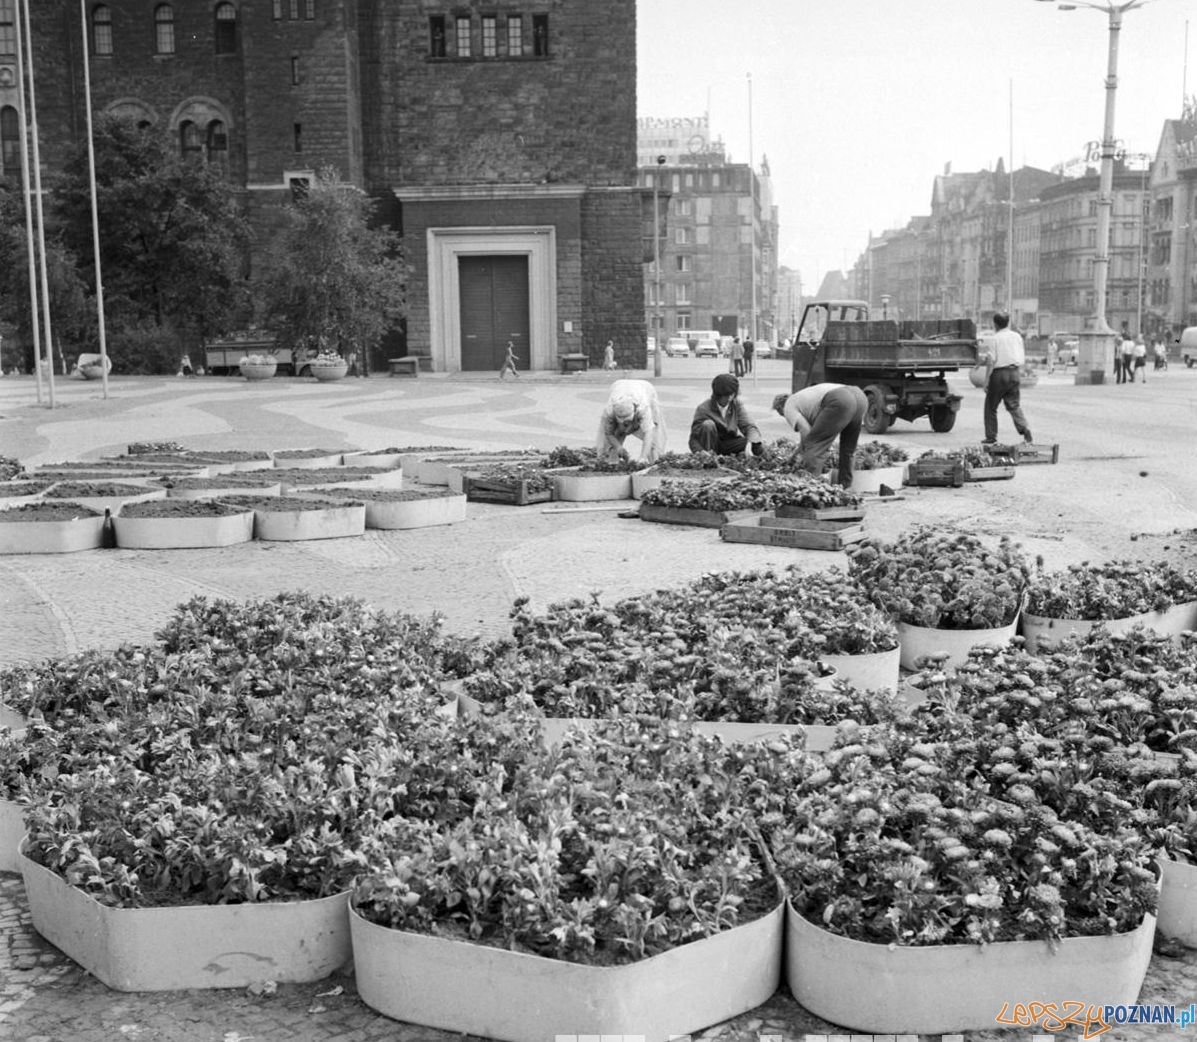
722, 515, 865, 550
964, 465, 1016, 482
465, 477, 554, 506
905, 459, 965, 487
760, 515, 865, 533
638, 503, 758, 528
774, 504, 866, 522
982, 442, 1059, 465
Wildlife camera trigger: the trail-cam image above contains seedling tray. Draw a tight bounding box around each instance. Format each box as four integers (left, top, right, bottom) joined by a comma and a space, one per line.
964, 466, 1016, 482
760, 515, 866, 533
721, 515, 865, 550
906, 459, 965, 487
983, 442, 1060, 465
465, 477, 554, 506
775, 504, 866, 522
638, 503, 759, 528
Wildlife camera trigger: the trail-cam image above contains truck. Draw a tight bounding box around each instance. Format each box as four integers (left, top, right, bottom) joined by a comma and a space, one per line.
203, 336, 318, 376
790, 300, 978, 434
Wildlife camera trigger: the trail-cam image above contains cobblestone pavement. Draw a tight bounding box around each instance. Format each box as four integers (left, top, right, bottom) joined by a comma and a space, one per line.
3, 366, 1197, 1042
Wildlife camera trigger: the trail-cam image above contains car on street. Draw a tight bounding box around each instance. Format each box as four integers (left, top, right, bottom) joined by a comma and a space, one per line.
694, 335, 720, 358
665, 336, 691, 357
751, 340, 772, 358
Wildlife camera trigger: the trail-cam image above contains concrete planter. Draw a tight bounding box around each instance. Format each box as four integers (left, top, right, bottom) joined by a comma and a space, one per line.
20, 847, 351, 990
631, 468, 737, 500
113, 508, 255, 549
240, 361, 277, 381
272, 451, 344, 470
550, 468, 634, 502
1021, 600, 1197, 654
897, 616, 1019, 671
849, 464, 906, 494
350, 899, 783, 1042
251, 500, 366, 541
46, 487, 169, 515
1157, 855, 1197, 948
361, 492, 467, 530
309, 362, 349, 382
166, 482, 282, 500
0, 796, 23, 873
341, 450, 403, 471
820, 646, 901, 694
0, 512, 106, 554
785, 898, 1156, 1034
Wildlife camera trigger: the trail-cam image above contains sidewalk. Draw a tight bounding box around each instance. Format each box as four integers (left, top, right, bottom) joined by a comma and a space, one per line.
2, 371, 1197, 1042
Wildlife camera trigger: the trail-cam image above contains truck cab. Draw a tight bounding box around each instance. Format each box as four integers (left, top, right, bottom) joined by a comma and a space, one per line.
792, 300, 977, 434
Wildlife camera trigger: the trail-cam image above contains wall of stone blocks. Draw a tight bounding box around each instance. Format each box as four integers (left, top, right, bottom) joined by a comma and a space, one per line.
581, 188, 647, 367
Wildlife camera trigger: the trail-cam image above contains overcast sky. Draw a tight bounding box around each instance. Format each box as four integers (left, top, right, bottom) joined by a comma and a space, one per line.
637, 0, 1191, 291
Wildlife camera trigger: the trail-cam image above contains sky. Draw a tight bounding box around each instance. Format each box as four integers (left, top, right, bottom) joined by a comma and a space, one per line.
636, 0, 1192, 292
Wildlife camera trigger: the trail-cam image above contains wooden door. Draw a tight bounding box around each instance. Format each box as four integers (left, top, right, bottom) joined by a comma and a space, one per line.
459, 256, 530, 371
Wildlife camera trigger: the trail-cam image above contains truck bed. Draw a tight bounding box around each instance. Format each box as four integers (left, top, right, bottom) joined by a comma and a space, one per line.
822, 319, 977, 371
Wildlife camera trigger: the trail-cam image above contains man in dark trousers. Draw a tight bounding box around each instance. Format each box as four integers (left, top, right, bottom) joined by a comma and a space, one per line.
772, 383, 868, 487
689, 374, 763, 456
981, 311, 1033, 444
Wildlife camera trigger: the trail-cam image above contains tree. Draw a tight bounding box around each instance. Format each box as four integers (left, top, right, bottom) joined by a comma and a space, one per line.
257, 167, 406, 363
54, 116, 252, 354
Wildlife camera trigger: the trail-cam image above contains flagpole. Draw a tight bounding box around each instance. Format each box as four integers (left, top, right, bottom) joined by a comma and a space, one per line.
747, 71, 757, 389
80, 0, 109, 397
21, 0, 55, 406
12, 0, 42, 403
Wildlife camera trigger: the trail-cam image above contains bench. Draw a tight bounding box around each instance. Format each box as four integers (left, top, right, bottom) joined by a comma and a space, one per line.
388, 356, 421, 377
559, 353, 589, 374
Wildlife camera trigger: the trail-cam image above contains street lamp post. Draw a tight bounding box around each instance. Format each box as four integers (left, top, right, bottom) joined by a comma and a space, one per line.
1035, 0, 1157, 384
652, 155, 666, 379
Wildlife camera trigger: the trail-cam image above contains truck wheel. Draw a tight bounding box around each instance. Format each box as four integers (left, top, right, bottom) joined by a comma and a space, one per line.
863, 386, 891, 434
928, 405, 957, 433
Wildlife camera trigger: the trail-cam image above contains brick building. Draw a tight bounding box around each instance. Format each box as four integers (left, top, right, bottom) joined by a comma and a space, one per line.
2, 0, 647, 371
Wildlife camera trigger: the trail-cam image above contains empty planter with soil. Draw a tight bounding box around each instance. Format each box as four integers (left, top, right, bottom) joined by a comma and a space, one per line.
0, 502, 106, 554
314, 486, 467, 530
218, 494, 366, 541
114, 499, 256, 549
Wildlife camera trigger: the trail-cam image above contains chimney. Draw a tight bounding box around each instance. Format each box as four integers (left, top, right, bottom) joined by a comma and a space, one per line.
944, 161, 952, 176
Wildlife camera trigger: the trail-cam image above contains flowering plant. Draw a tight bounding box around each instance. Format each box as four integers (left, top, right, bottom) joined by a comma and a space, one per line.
1024, 559, 1197, 620
542, 446, 647, 474
640, 472, 850, 512
847, 525, 1030, 630
238, 354, 275, 367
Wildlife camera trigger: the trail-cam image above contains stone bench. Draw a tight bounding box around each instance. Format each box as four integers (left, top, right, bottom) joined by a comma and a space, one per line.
388, 356, 421, 377
559, 353, 589, 374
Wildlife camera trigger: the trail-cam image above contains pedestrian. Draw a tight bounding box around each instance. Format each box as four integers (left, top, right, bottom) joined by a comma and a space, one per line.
602, 339, 617, 371
772, 383, 869, 487
730, 337, 744, 377
177, 354, 195, 378
980, 311, 1033, 445
688, 373, 764, 457
1153, 338, 1168, 371
742, 338, 755, 374
498, 340, 520, 380
1132, 335, 1148, 383
595, 379, 667, 462
1046, 338, 1058, 374
1118, 335, 1134, 384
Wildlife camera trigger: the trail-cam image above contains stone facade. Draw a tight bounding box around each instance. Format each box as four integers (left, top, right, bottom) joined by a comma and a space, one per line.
6, 0, 645, 371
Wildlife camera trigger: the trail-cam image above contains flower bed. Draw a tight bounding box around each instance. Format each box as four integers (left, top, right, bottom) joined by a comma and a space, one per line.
41, 481, 169, 513
0, 502, 106, 554
216, 494, 366, 540
313, 487, 467, 530
272, 447, 345, 468
114, 499, 256, 549
152, 475, 282, 499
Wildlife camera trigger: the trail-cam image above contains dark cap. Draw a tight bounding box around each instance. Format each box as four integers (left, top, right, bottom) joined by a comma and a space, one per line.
712, 373, 739, 397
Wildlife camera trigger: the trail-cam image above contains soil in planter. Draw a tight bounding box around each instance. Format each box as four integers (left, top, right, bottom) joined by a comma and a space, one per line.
271, 468, 379, 486
43, 482, 154, 499
272, 448, 344, 460
118, 500, 250, 519
217, 494, 363, 512
0, 479, 56, 498
185, 450, 273, 463
316, 486, 460, 501
151, 475, 280, 491
0, 502, 101, 522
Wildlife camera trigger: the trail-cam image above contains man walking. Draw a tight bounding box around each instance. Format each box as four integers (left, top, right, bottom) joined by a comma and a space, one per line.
981, 312, 1033, 445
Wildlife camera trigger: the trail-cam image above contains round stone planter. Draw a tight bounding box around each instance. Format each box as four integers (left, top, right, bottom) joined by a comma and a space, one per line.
551, 468, 634, 502
46, 486, 169, 515
785, 899, 1156, 1034
1021, 600, 1197, 654
19, 847, 351, 991
341, 450, 403, 471
272, 450, 345, 470
248, 500, 366, 541
897, 616, 1019, 671
240, 361, 277, 381
0, 797, 24, 873
0, 511, 106, 554
166, 481, 282, 501
113, 507, 255, 549
80, 363, 106, 381
309, 361, 349, 382
1157, 855, 1197, 948
820, 645, 901, 694
350, 899, 783, 1042
849, 464, 906, 494
361, 491, 467, 530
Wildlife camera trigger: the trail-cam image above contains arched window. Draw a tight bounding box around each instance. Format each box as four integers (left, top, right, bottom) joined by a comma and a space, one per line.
0, 0, 16, 57
207, 119, 228, 165
214, 2, 237, 54
92, 5, 113, 55
180, 120, 203, 160
1, 106, 20, 179
154, 5, 175, 54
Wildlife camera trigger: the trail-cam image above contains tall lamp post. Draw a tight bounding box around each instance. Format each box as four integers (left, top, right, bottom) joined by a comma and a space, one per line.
652, 155, 665, 379
1034, 0, 1157, 384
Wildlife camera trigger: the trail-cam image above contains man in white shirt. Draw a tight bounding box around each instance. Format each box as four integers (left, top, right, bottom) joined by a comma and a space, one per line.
981, 312, 1033, 445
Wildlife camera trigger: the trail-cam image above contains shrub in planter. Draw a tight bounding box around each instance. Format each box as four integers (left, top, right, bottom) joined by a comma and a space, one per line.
1024, 559, 1197, 623
848, 525, 1030, 631
644, 449, 734, 473
0, 455, 27, 481
542, 445, 647, 474
640, 471, 842, 513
